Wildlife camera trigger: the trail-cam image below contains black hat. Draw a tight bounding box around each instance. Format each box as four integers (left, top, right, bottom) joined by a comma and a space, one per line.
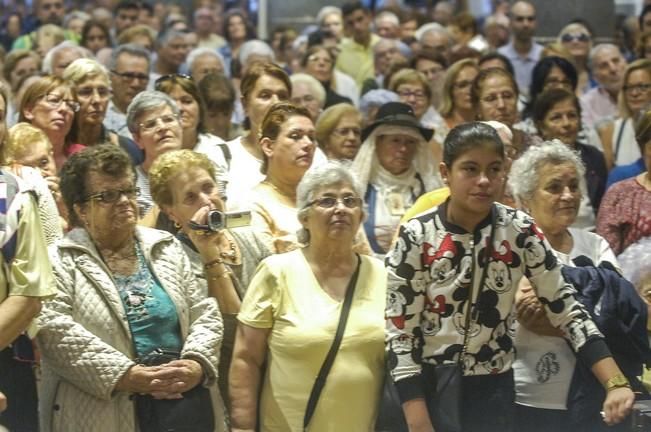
361, 102, 434, 142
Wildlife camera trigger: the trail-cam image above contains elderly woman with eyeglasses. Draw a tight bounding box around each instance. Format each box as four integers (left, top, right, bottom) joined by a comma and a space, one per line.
315, 103, 363, 160
37, 144, 227, 432
230, 161, 386, 432
126, 91, 184, 218
18, 75, 80, 170
149, 149, 271, 407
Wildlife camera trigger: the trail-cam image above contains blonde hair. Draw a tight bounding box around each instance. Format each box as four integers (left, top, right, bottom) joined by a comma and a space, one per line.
619, 59, 651, 119
149, 149, 217, 208
315, 103, 361, 149
439, 58, 477, 117
63, 58, 109, 84
388, 68, 432, 105
4, 122, 51, 164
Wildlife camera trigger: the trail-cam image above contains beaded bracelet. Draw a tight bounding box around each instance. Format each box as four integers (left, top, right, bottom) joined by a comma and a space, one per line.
204, 258, 224, 270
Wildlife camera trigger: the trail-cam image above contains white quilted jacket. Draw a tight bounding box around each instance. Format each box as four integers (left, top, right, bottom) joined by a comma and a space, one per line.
37, 227, 227, 432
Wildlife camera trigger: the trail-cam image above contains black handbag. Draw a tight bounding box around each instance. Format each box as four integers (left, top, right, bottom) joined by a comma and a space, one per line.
134, 349, 215, 432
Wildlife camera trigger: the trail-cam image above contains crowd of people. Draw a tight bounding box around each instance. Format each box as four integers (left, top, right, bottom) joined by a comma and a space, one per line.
0, 0, 650, 431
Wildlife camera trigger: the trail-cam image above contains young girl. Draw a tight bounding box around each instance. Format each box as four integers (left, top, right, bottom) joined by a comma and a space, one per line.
385, 122, 634, 432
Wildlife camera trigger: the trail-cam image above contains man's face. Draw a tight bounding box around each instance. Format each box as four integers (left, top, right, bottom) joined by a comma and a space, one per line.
374, 41, 402, 76
115, 7, 139, 34
158, 36, 191, 70
36, 0, 64, 25
420, 31, 451, 62
194, 9, 214, 33
592, 47, 627, 92
344, 9, 371, 44
110, 53, 150, 110
376, 17, 399, 39
510, 2, 536, 41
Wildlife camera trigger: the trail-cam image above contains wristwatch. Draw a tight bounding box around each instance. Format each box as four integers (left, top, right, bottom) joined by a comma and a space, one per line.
605, 373, 631, 392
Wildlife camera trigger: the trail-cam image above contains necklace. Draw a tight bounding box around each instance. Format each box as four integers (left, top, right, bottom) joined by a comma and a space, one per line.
261, 180, 296, 202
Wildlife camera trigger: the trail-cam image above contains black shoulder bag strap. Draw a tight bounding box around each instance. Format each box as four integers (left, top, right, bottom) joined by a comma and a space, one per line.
614, 118, 627, 164
303, 255, 362, 431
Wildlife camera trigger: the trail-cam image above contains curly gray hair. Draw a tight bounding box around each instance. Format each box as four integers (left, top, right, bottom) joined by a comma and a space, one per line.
295, 161, 365, 244
508, 139, 587, 208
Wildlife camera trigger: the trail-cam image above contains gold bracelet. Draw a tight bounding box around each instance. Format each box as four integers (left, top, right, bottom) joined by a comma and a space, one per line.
204, 258, 223, 270
209, 270, 232, 282
604, 373, 631, 392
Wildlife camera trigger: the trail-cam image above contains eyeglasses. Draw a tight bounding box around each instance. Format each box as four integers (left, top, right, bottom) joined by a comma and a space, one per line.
154, 73, 193, 89
40, 93, 80, 112
333, 127, 361, 137
624, 83, 651, 94
561, 33, 590, 43
308, 196, 363, 209
84, 187, 140, 204
138, 114, 179, 132
111, 70, 150, 82
307, 55, 333, 65
76, 86, 111, 99
398, 89, 427, 100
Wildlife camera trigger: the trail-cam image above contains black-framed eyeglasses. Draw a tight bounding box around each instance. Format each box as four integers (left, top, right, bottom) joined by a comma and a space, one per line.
111, 70, 150, 82
308, 196, 362, 209
84, 187, 140, 204
154, 73, 193, 89
40, 93, 80, 113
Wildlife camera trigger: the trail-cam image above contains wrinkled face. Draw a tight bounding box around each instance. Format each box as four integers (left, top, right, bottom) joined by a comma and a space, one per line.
420, 31, 450, 60
477, 75, 518, 126
440, 145, 505, 219
76, 75, 111, 126
538, 98, 580, 146
115, 7, 139, 34
76, 171, 138, 235
167, 85, 200, 131
305, 48, 333, 82
592, 47, 626, 92
243, 74, 290, 130
165, 166, 225, 229
133, 105, 183, 163
23, 86, 76, 137
84, 26, 108, 53
525, 162, 581, 232
374, 41, 401, 76
543, 66, 574, 92
15, 139, 56, 178
110, 53, 150, 109
376, 133, 419, 175
52, 48, 83, 78
510, 2, 536, 41
375, 17, 399, 39
301, 182, 363, 243
624, 69, 651, 116
10, 56, 39, 90
264, 115, 316, 178
344, 9, 371, 44
190, 54, 224, 83
36, 0, 64, 25
324, 113, 362, 160
291, 82, 321, 122
322, 13, 343, 39
452, 66, 478, 112
396, 82, 429, 119
158, 36, 191, 69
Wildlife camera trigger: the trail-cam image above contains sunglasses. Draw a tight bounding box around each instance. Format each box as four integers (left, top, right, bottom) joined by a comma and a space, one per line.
154, 73, 193, 89
561, 33, 590, 43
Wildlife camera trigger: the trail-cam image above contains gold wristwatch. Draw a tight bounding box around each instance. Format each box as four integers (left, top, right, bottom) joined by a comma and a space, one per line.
605, 373, 631, 392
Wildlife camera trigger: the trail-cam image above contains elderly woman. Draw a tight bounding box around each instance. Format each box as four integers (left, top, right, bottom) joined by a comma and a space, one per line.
149, 149, 270, 407
290, 73, 325, 122
508, 140, 623, 432
155, 73, 229, 173
435, 58, 479, 144
301, 45, 358, 107
351, 102, 439, 257
126, 91, 183, 218
315, 103, 362, 160
533, 88, 607, 230
230, 161, 386, 431
558, 22, 593, 95
359, 89, 400, 128
37, 145, 226, 432
19, 75, 80, 170
316, 6, 344, 42
598, 59, 651, 168
597, 105, 651, 255
186, 48, 226, 82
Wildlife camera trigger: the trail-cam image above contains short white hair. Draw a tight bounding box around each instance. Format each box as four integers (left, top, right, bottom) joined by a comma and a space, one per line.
238, 39, 275, 66
375, 11, 400, 26
316, 6, 342, 25
415, 22, 450, 43
186, 47, 225, 72
290, 73, 326, 107
588, 43, 622, 70
42, 41, 91, 74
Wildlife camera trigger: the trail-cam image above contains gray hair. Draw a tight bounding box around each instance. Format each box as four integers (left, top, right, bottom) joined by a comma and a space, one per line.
295, 161, 365, 244
508, 139, 587, 208
109, 44, 151, 71
316, 6, 342, 25
618, 236, 651, 291
415, 22, 451, 44
63, 58, 109, 84
588, 43, 622, 71
126, 90, 180, 134
359, 89, 399, 121
186, 47, 225, 71
375, 10, 400, 27
290, 73, 326, 107
238, 39, 275, 66
42, 41, 91, 74
156, 28, 187, 49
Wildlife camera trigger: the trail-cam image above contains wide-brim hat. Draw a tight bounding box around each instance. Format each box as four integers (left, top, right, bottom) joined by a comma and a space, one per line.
361, 102, 434, 142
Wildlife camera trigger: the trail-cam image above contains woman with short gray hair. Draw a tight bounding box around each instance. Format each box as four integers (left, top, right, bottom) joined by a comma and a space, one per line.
230, 159, 386, 432
290, 73, 326, 122
127, 90, 182, 217
508, 140, 621, 432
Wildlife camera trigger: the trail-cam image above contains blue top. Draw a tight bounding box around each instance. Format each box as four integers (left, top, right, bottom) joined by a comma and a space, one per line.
606, 158, 645, 190
114, 243, 182, 357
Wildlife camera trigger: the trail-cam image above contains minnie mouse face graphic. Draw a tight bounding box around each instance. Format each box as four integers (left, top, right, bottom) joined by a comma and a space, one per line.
425, 233, 464, 284
421, 294, 453, 336
387, 288, 409, 329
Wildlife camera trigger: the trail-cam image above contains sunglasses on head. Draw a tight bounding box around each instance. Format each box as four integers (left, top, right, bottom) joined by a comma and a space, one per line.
154, 73, 193, 89
561, 33, 590, 43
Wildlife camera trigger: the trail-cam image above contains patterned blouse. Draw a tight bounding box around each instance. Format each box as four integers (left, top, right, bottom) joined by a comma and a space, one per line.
596, 176, 651, 255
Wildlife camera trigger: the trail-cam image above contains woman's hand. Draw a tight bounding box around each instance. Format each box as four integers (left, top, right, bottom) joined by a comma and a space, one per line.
184, 205, 223, 260
115, 364, 166, 394
148, 359, 204, 399
0, 391, 6, 412
44, 176, 62, 203
515, 281, 563, 337
602, 386, 635, 425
